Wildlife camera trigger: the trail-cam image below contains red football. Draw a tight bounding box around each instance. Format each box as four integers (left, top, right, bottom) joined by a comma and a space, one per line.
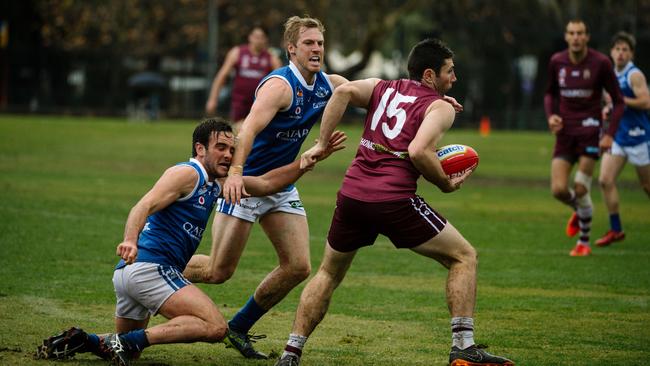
436, 144, 479, 178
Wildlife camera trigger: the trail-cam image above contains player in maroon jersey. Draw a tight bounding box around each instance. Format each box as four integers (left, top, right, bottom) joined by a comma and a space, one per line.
544, 19, 624, 256
273, 39, 514, 366
205, 25, 282, 126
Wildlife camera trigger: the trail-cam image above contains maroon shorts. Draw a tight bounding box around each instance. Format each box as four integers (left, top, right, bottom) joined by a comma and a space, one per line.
327, 192, 447, 253
230, 98, 254, 122
553, 126, 601, 163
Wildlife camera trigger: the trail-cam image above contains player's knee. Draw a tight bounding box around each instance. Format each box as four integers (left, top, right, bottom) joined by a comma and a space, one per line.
204, 267, 235, 284
551, 185, 568, 200
204, 322, 228, 343
285, 262, 311, 282
599, 176, 614, 190
461, 245, 478, 267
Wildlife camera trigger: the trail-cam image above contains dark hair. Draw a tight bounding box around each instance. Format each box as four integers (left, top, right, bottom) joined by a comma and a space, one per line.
407, 38, 454, 80
566, 19, 589, 34
192, 117, 233, 157
611, 31, 636, 51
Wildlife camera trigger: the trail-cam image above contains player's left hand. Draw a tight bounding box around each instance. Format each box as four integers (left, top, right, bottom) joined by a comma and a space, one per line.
449, 168, 473, 191
315, 131, 347, 163
442, 95, 463, 113
599, 134, 614, 153
300, 144, 326, 170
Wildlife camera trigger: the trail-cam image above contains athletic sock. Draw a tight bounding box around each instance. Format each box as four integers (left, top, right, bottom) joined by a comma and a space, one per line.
83, 333, 100, 354
451, 317, 475, 350
609, 213, 622, 232
119, 329, 150, 352
577, 204, 593, 246
228, 295, 268, 334
282, 333, 307, 359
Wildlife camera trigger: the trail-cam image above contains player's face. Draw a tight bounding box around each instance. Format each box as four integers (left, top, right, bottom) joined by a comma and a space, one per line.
200, 131, 235, 179
249, 28, 268, 51
434, 59, 457, 94
288, 27, 324, 78
610, 41, 633, 69
565, 22, 589, 54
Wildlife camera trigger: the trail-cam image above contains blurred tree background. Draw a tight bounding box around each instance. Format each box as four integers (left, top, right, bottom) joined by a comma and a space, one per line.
1, 0, 648, 128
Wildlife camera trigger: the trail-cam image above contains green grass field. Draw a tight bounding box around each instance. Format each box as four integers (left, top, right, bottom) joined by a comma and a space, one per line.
0, 115, 648, 365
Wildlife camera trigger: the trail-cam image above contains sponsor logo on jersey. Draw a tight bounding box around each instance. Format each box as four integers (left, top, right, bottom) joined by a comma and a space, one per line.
359, 137, 408, 159
312, 100, 327, 109
240, 69, 266, 79
629, 127, 646, 137
559, 67, 566, 87
182, 222, 205, 241
315, 86, 329, 98
198, 196, 205, 205
560, 89, 593, 98
581, 117, 600, 127
276, 128, 310, 142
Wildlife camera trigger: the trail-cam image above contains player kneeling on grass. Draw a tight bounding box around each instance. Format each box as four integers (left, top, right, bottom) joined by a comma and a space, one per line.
274, 39, 514, 366
34, 117, 346, 365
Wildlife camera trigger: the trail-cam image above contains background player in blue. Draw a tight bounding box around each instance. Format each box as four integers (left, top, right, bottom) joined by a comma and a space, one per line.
597, 31, 650, 247
35, 118, 346, 365
182, 16, 349, 359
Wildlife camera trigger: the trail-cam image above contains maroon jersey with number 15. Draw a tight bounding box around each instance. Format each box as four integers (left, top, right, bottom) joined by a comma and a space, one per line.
340, 79, 442, 202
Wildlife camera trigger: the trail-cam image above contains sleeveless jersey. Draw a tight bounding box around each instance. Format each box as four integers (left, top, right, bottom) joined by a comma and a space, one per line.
116, 158, 221, 271
231, 45, 274, 105
614, 62, 650, 146
245, 61, 334, 187
340, 79, 441, 202
545, 49, 623, 135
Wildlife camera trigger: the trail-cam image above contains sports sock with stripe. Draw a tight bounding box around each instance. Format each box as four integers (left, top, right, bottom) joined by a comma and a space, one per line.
451, 317, 475, 350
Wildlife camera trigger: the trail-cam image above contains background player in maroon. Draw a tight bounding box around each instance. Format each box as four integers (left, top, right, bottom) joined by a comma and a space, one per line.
274, 39, 513, 366
205, 25, 282, 126
543, 19, 624, 256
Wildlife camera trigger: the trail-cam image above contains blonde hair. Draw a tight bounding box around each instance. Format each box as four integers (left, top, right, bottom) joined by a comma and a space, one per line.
283, 16, 325, 58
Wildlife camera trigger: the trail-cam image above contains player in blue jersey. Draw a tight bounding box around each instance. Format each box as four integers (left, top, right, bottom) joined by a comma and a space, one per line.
35, 117, 346, 365
597, 31, 650, 247
182, 16, 350, 359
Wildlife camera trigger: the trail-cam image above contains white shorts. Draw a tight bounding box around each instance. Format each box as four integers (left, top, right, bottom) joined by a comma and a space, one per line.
215, 186, 306, 222
113, 262, 191, 320
611, 140, 650, 166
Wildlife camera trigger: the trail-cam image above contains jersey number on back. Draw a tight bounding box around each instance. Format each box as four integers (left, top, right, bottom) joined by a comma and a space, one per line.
370, 88, 417, 139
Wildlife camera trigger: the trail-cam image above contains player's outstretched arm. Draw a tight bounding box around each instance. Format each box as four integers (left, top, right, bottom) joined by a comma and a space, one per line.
222, 77, 292, 204
300, 78, 379, 169
116, 166, 197, 264
242, 131, 347, 196
205, 47, 239, 115
408, 100, 461, 193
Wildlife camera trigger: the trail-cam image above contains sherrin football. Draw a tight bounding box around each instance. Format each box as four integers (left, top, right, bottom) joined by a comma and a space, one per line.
436, 144, 479, 178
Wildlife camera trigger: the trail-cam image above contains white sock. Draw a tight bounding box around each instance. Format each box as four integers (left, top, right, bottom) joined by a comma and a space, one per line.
451, 317, 475, 350
282, 333, 307, 359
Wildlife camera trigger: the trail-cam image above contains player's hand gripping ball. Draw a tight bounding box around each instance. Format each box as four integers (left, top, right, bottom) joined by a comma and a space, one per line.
436, 144, 479, 178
